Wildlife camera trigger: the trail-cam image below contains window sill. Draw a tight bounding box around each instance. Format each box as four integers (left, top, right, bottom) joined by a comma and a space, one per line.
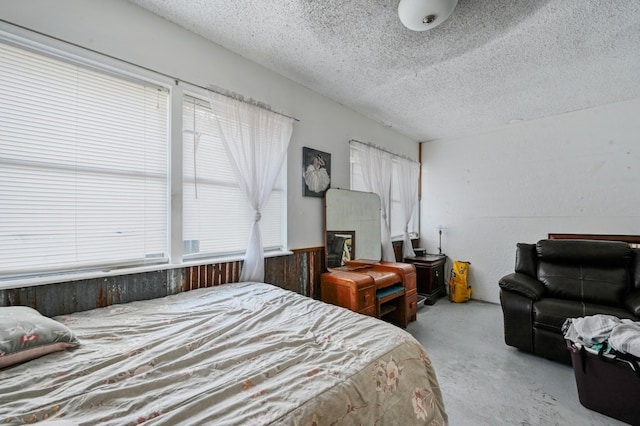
0, 250, 293, 291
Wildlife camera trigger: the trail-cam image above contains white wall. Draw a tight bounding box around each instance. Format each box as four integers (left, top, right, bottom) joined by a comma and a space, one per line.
421, 97, 640, 303
0, 0, 418, 252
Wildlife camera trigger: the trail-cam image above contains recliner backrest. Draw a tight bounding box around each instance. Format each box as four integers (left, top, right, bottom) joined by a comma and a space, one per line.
536, 239, 632, 306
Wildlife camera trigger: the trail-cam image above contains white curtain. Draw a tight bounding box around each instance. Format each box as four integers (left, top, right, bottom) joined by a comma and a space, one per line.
395, 157, 420, 258
208, 92, 294, 282
352, 143, 396, 262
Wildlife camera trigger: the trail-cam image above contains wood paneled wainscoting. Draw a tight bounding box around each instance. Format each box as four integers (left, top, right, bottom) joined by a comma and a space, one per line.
183, 247, 325, 299
0, 247, 325, 317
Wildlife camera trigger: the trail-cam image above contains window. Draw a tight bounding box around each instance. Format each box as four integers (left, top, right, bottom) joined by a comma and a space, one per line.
0, 40, 169, 279
182, 95, 285, 258
350, 145, 419, 240
0, 28, 289, 286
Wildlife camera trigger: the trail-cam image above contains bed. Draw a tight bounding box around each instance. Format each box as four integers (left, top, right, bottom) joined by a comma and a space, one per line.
0, 282, 447, 425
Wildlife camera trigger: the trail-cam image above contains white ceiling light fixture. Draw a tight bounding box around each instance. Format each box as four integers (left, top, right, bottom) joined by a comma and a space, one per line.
398, 0, 459, 31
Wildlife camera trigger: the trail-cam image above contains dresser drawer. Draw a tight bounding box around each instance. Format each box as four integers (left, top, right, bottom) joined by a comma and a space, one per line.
404, 271, 417, 291
406, 289, 418, 318
359, 305, 377, 317
357, 288, 376, 311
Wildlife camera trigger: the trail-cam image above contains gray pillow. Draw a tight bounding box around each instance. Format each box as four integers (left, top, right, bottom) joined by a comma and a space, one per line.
0, 306, 79, 368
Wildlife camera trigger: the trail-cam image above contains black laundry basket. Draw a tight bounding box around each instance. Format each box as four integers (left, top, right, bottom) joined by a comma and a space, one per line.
566, 340, 640, 425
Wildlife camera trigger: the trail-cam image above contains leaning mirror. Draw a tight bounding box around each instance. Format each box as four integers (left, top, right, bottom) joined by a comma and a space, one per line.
324, 188, 381, 269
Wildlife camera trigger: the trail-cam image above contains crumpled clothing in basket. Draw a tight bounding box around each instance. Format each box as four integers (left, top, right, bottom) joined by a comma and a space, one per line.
609, 322, 640, 358
563, 314, 633, 347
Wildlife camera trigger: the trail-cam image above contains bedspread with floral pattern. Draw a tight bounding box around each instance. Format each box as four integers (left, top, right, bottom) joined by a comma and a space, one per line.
0, 282, 447, 425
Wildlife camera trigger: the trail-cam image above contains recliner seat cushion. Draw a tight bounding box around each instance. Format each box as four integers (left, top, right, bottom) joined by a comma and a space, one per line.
538, 262, 628, 305
533, 298, 636, 334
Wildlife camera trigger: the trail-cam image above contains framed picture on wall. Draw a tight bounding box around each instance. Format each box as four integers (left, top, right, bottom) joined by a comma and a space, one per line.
302, 147, 331, 197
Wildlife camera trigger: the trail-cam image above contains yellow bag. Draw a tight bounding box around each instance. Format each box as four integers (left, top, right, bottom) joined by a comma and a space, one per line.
449, 260, 472, 303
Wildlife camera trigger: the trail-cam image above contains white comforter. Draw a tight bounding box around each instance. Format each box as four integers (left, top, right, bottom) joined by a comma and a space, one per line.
0, 282, 447, 425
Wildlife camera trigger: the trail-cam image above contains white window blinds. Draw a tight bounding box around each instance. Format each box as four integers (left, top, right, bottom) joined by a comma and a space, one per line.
182, 95, 285, 258
0, 41, 169, 278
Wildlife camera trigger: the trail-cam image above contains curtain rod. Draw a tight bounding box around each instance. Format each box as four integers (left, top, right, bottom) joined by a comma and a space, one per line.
1, 19, 299, 123
202, 83, 298, 122
349, 139, 419, 164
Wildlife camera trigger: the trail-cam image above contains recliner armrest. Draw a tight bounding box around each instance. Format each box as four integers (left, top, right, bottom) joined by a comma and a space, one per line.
624, 289, 640, 317
499, 273, 546, 300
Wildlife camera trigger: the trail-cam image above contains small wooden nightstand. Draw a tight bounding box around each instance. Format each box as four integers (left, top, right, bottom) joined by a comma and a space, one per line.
403, 255, 447, 305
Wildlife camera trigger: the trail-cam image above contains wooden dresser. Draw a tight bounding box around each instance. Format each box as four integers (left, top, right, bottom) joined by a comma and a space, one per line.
320, 261, 417, 328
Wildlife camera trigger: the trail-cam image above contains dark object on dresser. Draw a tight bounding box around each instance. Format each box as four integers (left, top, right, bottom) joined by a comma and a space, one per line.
499, 239, 640, 364
326, 233, 347, 268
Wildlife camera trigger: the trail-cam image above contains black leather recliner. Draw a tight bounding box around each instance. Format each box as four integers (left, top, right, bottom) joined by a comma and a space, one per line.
499, 239, 640, 364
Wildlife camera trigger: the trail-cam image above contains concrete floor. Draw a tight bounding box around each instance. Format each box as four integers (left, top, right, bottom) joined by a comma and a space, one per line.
407, 299, 628, 426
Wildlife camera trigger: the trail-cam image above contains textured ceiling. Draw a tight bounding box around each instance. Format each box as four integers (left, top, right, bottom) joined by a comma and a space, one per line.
129, 0, 640, 141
